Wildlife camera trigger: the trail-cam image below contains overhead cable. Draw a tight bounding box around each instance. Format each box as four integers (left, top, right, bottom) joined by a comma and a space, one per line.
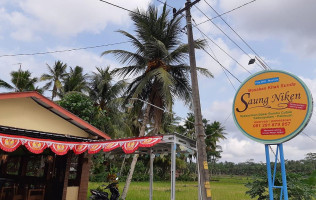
195, 0, 257, 27
203, 0, 271, 69
0, 41, 129, 58
99, 0, 143, 17
194, 5, 265, 71
192, 18, 239, 90
201, 47, 242, 83
156, 0, 243, 84
302, 132, 316, 143
193, 21, 252, 75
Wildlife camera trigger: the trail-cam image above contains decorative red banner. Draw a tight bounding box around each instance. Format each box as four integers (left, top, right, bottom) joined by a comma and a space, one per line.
73, 144, 88, 155
88, 144, 103, 154
25, 141, 47, 154
0, 133, 162, 156
122, 141, 140, 154
50, 143, 70, 155
0, 138, 21, 152
139, 137, 162, 147
103, 142, 120, 152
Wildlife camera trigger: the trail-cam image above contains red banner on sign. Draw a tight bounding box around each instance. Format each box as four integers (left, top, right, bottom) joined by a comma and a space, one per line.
261, 128, 285, 135
287, 102, 307, 110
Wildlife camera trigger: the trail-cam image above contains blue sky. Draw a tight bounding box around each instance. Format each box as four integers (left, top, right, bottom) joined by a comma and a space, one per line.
0, 0, 315, 163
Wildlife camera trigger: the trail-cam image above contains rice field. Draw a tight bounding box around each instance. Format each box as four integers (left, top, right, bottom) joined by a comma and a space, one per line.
88, 176, 252, 200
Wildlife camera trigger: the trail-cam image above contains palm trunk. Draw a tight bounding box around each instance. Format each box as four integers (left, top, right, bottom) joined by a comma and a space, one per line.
121, 105, 151, 199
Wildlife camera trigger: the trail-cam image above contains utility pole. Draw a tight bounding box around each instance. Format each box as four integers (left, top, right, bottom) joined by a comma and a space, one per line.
174, 0, 212, 199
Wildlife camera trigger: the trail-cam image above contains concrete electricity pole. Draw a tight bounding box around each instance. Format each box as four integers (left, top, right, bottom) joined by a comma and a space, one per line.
174, 0, 212, 199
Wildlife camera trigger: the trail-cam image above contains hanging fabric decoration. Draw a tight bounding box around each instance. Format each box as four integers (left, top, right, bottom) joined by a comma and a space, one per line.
88, 144, 103, 154
50, 143, 70, 155
73, 144, 88, 155
139, 137, 162, 147
103, 142, 119, 152
0, 137, 21, 152
0, 133, 163, 155
122, 141, 139, 154
25, 141, 47, 154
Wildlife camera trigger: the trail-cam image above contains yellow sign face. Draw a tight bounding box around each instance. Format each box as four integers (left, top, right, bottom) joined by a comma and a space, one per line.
233, 70, 313, 144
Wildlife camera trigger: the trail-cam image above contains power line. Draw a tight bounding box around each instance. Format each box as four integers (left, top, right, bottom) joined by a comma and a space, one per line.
156, 0, 245, 85
207, 39, 237, 91
203, 0, 271, 70
0, 41, 129, 58
201, 47, 242, 83
192, 20, 252, 75
157, 0, 173, 9
302, 132, 316, 143
195, 0, 257, 27
194, 5, 265, 71
192, 19, 239, 90
99, 0, 142, 17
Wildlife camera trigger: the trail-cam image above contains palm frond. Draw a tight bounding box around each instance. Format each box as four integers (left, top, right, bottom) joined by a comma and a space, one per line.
181, 66, 213, 78
117, 30, 145, 53
40, 74, 53, 81
112, 65, 146, 78
0, 79, 13, 90
101, 50, 146, 66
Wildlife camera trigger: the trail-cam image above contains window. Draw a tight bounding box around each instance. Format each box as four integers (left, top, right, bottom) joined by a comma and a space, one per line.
26, 156, 45, 177
6, 156, 21, 175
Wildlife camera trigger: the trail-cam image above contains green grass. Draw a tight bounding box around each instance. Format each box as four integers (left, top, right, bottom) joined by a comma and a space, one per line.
88, 176, 252, 200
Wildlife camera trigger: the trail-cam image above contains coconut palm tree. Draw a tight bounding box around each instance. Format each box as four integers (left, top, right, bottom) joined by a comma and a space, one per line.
40, 60, 68, 100
102, 4, 212, 199
89, 66, 126, 111
205, 121, 226, 155
0, 69, 39, 92
204, 120, 227, 175
59, 66, 88, 97
88, 66, 128, 138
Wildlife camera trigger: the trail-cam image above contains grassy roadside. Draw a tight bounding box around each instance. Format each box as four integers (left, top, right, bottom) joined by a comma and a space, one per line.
88, 176, 252, 200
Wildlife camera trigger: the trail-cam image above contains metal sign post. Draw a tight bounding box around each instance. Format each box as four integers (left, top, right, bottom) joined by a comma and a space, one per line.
265, 143, 288, 200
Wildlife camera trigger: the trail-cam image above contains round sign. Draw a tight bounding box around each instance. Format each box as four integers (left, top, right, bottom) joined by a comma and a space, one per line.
233, 70, 313, 144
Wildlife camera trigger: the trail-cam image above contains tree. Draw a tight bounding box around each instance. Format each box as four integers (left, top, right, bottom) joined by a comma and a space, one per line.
102, 4, 212, 199
60, 66, 88, 97
89, 67, 126, 111
204, 121, 227, 162
245, 172, 316, 200
88, 66, 128, 138
40, 60, 68, 100
58, 91, 107, 130
0, 69, 40, 92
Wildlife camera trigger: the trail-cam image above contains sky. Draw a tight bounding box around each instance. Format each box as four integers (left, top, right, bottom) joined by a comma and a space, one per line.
0, 0, 315, 163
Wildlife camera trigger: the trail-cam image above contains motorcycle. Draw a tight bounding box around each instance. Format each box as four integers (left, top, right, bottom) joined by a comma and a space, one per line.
90, 178, 120, 200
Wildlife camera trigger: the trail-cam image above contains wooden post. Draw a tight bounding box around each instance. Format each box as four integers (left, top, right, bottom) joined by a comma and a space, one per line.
62, 153, 72, 200
78, 152, 92, 200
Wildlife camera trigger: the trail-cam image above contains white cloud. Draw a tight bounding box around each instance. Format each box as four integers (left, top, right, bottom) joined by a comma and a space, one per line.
2, 0, 152, 40
48, 47, 121, 73
219, 0, 316, 57
220, 137, 264, 163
